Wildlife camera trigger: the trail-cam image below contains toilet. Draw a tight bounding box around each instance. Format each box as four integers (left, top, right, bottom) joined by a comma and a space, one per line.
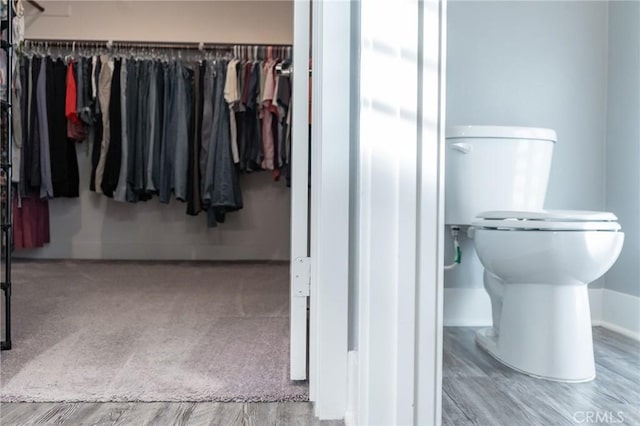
445, 125, 624, 382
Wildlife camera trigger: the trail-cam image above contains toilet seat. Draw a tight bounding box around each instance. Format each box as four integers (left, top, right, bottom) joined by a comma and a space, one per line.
472, 209, 621, 231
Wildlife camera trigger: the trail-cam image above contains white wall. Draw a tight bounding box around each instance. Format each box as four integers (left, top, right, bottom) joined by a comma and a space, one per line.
605, 1, 640, 298
445, 1, 609, 289
19, 1, 293, 260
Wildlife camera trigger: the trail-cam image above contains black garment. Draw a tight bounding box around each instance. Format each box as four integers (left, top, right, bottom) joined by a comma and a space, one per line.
19, 55, 29, 196
101, 58, 122, 197
187, 61, 203, 216
125, 59, 139, 203
235, 61, 247, 173
78, 57, 93, 125
89, 56, 103, 192
48, 59, 79, 198
271, 108, 279, 177
276, 72, 292, 185
178, 64, 195, 203
151, 61, 164, 194
134, 61, 151, 200
158, 61, 175, 204
245, 63, 263, 172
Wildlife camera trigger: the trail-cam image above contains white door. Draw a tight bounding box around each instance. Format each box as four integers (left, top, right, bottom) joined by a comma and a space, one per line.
289, 0, 311, 381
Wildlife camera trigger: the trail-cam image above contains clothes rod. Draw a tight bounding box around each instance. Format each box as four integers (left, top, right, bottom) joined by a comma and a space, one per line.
23, 38, 292, 50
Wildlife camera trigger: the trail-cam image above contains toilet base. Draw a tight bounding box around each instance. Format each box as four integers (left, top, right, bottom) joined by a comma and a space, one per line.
475, 327, 595, 383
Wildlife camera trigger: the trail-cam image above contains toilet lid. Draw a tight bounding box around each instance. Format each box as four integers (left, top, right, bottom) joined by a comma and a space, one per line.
473, 210, 621, 231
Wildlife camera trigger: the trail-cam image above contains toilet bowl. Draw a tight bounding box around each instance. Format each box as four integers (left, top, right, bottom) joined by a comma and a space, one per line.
445, 125, 625, 382
472, 209, 624, 382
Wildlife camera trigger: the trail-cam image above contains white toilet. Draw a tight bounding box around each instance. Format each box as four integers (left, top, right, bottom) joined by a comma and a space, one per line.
445, 125, 624, 383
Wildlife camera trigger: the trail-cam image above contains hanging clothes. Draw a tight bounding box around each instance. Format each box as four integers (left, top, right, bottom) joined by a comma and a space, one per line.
187, 61, 203, 216
17, 55, 28, 196
65, 60, 86, 141
113, 58, 128, 202
77, 57, 93, 125
125, 58, 139, 202
159, 61, 175, 203
145, 61, 160, 194
13, 44, 293, 239
12, 193, 50, 249
134, 60, 150, 199
261, 58, 276, 171
224, 58, 240, 164
93, 55, 113, 195
50, 58, 79, 197
11, 51, 23, 186
27, 55, 41, 191
275, 67, 292, 185
89, 56, 103, 192
174, 62, 193, 202
101, 58, 122, 197
201, 60, 242, 227
36, 57, 53, 199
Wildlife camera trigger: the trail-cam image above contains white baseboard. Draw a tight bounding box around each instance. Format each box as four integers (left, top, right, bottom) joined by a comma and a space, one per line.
601, 289, 640, 341
443, 288, 492, 327
345, 351, 358, 426
444, 287, 639, 341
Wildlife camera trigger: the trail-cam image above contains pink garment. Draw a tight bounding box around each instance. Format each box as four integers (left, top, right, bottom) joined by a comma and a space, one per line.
261, 60, 277, 170
13, 195, 50, 249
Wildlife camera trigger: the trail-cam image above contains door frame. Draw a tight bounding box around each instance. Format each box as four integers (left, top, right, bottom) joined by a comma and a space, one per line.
290, 0, 351, 419
289, 0, 311, 382
306, 0, 446, 422
347, 0, 447, 424
308, 0, 351, 420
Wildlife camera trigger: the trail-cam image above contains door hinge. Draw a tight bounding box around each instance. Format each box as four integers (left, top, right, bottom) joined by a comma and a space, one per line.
292, 257, 311, 297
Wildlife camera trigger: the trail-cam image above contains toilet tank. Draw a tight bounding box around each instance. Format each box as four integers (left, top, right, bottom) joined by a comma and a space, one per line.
445, 125, 556, 226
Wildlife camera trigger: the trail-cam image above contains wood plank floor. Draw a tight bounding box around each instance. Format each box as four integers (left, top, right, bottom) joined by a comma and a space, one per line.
2, 327, 637, 425
0, 402, 343, 426
443, 327, 640, 426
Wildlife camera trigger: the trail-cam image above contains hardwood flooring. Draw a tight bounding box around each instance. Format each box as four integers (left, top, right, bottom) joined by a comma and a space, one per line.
443, 327, 640, 426
2, 327, 637, 425
0, 402, 343, 426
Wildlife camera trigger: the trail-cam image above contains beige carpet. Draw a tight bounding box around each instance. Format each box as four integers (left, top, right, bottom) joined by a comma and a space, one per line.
0, 260, 307, 402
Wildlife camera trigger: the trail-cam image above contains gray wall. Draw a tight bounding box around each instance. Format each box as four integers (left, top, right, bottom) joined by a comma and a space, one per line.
445, 1, 609, 289
605, 1, 640, 297
18, 1, 293, 260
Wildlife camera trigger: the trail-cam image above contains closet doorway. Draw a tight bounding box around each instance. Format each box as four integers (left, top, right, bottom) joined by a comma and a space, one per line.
0, 0, 316, 407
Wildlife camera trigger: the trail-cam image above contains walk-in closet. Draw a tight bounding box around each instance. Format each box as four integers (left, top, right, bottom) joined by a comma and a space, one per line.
0, 0, 309, 405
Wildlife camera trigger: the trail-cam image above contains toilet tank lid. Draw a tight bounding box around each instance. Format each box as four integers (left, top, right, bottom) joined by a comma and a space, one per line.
477, 210, 618, 222
446, 125, 557, 142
